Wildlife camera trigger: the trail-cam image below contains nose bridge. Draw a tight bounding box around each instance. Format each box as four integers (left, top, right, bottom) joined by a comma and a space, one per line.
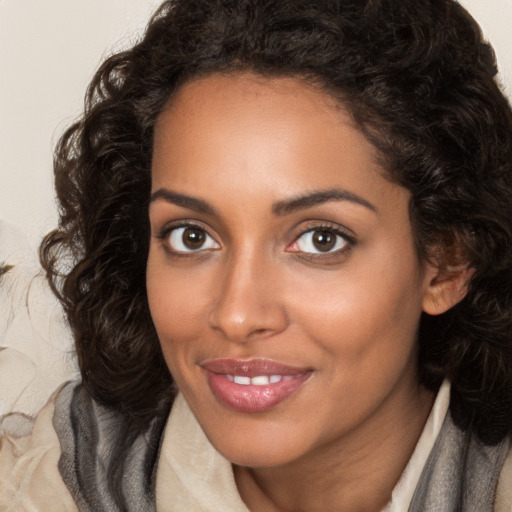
209, 244, 287, 341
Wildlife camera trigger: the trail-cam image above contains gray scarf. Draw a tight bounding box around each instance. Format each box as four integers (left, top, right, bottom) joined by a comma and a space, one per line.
409, 411, 510, 511
53, 381, 510, 511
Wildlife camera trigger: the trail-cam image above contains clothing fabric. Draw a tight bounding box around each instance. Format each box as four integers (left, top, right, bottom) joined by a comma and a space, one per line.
0, 388, 77, 511
1, 379, 512, 511
409, 413, 510, 511
54, 382, 168, 512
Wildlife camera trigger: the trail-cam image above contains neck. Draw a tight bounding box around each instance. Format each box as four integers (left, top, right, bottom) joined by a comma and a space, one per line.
234, 381, 435, 512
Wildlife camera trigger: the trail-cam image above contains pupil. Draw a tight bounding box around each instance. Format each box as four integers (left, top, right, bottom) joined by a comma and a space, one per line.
312, 230, 335, 252
183, 227, 205, 249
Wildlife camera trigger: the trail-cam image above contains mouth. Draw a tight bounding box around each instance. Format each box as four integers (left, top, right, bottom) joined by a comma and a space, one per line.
200, 358, 313, 413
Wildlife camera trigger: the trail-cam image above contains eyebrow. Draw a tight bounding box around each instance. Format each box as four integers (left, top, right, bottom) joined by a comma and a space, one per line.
150, 188, 217, 215
272, 189, 377, 216
149, 187, 376, 217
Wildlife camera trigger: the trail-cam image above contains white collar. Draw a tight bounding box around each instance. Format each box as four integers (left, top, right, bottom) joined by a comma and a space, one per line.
383, 379, 451, 511
156, 392, 249, 511
156, 380, 450, 512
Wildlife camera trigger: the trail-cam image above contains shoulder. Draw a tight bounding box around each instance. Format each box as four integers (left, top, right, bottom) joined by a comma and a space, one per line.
54, 380, 170, 511
496, 441, 512, 511
0, 381, 78, 511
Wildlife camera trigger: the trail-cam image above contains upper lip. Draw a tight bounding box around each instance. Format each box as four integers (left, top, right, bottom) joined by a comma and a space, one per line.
200, 358, 311, 377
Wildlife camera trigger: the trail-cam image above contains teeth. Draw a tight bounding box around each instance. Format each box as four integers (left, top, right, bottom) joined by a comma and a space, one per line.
233, 376, 251, 385
251, 375, 270, 386
229, 375, 286, 385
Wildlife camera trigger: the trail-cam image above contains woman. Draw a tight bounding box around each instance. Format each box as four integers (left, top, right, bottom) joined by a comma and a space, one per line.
2, 0, 512, 510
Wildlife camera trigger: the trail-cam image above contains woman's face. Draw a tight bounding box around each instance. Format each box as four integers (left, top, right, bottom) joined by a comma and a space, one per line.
147, 73, 438, 468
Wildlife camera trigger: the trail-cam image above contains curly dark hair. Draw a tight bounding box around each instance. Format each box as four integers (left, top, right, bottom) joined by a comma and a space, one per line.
41, 0, 512, 445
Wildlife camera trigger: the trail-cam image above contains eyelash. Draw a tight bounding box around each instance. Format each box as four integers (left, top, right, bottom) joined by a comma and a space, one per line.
156, 222, 219, 257
287, 223, 355, 260
155, 221, 355, 260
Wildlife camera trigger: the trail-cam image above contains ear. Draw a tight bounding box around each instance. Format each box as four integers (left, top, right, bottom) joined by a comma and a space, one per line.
422, 262, 475, 316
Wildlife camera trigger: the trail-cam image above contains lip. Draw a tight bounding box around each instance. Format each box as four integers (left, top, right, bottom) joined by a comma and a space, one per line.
201, 358, 313, 413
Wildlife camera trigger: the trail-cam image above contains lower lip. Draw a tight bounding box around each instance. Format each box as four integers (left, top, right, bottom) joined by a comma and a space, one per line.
205, 371, 312, 413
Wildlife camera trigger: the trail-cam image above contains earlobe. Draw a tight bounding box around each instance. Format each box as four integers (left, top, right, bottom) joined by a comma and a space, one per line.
422, 264, 475, 316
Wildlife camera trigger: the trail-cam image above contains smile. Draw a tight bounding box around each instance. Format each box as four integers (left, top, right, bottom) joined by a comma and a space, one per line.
201, 358, 313, 413
227, 375, 297, 385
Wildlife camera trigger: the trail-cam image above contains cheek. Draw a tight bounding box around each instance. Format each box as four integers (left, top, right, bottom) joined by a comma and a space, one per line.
146, 253, 210, 366
286, 244, 426, 360
147, 245, 212, 314
290, 266, 424, 417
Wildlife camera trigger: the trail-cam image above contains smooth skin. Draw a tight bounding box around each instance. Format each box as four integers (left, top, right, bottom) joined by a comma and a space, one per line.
146, 73, 470, 512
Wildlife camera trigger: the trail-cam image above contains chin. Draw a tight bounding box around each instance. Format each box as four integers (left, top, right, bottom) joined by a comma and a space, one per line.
218, 441, 303, 469
200, 413, 317, 469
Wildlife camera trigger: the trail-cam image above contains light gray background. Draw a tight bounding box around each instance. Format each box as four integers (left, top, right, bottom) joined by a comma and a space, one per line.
1, 0, 511, 250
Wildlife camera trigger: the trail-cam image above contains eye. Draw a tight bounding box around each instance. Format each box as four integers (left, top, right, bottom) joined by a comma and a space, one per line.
166, 225, 219, 253
292, 228, 351, 254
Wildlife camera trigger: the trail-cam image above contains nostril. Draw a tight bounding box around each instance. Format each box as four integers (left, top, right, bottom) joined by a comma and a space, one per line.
247, 328, 273, 339
208, 302, 288, 343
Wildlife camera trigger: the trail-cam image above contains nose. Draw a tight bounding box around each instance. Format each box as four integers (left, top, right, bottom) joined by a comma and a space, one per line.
208, 251, 288, 342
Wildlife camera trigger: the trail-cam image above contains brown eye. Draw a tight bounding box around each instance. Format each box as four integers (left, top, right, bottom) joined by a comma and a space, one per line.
183, 227, 205, 249
294, 228, 349, 254
312, 230, 336, 252
167, 225, 219, 252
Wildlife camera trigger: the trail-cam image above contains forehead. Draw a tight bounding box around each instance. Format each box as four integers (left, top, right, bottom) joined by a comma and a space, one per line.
151, 72, 407, 214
